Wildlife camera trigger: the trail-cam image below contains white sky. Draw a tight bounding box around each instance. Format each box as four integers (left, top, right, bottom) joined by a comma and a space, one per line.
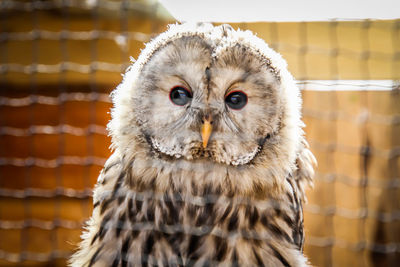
159, 0, 400, 22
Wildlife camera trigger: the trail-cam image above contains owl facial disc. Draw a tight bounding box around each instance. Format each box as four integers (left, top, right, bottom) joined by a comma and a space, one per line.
115, 24, 296, 167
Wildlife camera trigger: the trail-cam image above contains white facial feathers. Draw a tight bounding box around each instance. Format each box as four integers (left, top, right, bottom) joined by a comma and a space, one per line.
109, 23, 303, 172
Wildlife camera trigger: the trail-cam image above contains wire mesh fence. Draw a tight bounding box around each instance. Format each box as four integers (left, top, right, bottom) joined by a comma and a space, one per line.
0, 0, 399, 266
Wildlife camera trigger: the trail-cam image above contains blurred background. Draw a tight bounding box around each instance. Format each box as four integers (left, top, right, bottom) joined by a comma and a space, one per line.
0, 0, 399, 266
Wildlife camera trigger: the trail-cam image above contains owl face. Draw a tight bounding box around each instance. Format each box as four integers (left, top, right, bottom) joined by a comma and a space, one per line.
132, 35, 283, 166
110, 23, 302, 169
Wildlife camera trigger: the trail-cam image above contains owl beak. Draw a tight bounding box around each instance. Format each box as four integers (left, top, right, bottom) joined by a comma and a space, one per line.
201, 116, 213, 148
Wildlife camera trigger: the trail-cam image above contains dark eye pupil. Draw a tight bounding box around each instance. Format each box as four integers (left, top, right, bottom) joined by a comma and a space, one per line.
225, 91, 247, 110
230, 95, 240, 104
169, 87, 192, 106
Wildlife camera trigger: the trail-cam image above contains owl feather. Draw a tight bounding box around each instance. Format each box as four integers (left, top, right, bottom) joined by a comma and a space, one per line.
70, 23, 316, 267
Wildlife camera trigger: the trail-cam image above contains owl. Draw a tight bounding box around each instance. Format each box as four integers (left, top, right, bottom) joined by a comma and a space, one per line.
70, 23, 316, 267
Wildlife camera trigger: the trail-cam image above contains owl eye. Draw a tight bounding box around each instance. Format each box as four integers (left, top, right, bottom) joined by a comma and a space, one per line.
225, 91, 247, 110
169, 86, 193, 106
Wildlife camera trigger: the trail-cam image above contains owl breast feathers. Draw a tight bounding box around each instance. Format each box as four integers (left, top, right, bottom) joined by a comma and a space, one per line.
70, 23, 316, 267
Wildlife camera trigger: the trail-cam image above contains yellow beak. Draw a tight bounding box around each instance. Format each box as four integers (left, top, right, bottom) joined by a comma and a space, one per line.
201, 117, 213, 148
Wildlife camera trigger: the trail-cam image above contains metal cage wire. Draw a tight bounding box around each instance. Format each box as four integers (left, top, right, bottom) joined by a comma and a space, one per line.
0, 0, 399, 266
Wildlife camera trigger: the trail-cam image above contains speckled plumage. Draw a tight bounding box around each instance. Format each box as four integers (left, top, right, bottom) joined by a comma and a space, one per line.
70, 23, 316, 267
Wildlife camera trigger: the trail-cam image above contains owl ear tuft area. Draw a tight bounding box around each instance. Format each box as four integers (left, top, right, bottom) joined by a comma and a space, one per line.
293, 138, 317, 202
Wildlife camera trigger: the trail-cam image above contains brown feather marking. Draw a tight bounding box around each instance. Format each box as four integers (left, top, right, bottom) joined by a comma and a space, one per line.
253, 248, 265, 267
260, 215, 293, 244
127, 198, 136, 221
187, 235, 201, 260
246, 205, 259, 228
196, 203, 214, 226
227, 209, 239, 232
214, 236, 228, 262
135, 199, 143, 212
111, 254, 120, 267
286, 177, 305, 250
112, 171, 126, 198
117, 195, 124, 205
90, 232, 99, 246
131, 229, 140, 239
121, 236, 132, 267
187, 203, 196, 219
142, 233, 155, 259
218, 203, 232, 223
280, 212, 294, 227
162, 230, 183, 257
232, 248, 239, 267
103, 160, 120, 173
269, 244, 291, 267
88, 245, 104, 267
99, 212, 113, 241
100, 198, 113, 215
116, 212, 126, 237
145, 202, 155, 221
164, 193, 179, 224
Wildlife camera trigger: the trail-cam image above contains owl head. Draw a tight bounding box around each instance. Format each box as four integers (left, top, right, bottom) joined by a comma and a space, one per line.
108, 23, 310, 194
